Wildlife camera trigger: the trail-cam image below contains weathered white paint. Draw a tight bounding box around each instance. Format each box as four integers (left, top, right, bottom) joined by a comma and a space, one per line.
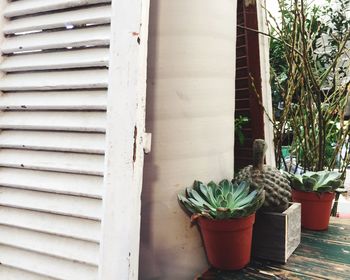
0, 48, 109, 72
0, 245, 97, 280
2, 25, 110, 54
0, 130, 105, 154
4, 0, 112, 18
0, 0, 114, 278
4, 5, 111, 34
0, 168, 103, 198
257, 0, 276, 166
0, 266, 57, 280
0, 225, 99, 265
0, 90, 107, 111
0, 69, 108, 91
0, 187, 102, 220
0, 149, 104, 175
0, 111, 106, 132
98, 0, 150, 279
0, 0, 6, 83
140, 0, 236, 279
0, 207, 101, 242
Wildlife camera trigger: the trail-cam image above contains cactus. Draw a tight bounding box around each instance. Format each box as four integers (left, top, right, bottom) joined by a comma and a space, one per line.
178, 179, 265, 220
235, 139, 292, 212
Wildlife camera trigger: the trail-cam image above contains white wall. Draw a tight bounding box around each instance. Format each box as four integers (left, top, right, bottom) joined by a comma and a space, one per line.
140, 0, 237, 279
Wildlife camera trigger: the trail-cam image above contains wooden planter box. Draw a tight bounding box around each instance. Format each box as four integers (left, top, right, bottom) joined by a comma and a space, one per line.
252, 203, 301, 263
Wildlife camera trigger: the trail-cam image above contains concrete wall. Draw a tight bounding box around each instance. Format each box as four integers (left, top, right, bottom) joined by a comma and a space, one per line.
140, 1, 237, 279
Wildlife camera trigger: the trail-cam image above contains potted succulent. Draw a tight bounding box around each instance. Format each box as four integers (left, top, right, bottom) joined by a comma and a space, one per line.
178, 179, 265, 270
289, 171, 343, 230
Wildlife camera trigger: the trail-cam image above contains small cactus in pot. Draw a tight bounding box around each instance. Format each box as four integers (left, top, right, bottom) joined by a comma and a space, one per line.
235, 139, 292, 212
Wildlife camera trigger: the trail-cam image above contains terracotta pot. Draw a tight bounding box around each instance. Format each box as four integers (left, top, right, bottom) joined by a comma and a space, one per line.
292, 190, 335, 230
198, 214, 255, 270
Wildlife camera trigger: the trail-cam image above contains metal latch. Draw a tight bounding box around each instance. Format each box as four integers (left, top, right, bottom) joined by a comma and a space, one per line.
143, 133, 152, 154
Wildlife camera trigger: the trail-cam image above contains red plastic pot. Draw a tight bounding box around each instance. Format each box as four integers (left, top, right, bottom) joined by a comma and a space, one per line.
198, 214, 255, 270
292, 190, 335, 230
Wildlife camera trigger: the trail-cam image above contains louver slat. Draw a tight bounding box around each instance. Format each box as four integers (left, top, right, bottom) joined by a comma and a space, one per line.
0, 48, 109, 72
0, 265, 57, 280
0, 0, 112, 277
4, 5, 111, 35
0, 207, 100, 242
0, 225, 99, 265
0, 69, 108, 91
0, 90, 107, 111
0, 149, 104, 175
0, 167, 103, 198
4, 0, 112, 18
0, 111, 106, 132
0, 188, 101, 220
0, 245, 97, 280
0, 131, 105, 154
1, 25, 110, 54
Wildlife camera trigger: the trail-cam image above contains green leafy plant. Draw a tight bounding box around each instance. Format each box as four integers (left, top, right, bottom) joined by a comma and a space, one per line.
288, 170, 343, 192
235, 115, 249, 146
178, 179, 265, 220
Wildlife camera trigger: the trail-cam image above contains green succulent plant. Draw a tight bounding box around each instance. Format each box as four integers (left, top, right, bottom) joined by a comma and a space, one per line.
178, 179, 265, 220
288, 171, 343, 193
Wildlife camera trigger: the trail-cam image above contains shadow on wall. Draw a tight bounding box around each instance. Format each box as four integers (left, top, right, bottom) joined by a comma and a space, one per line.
139, 0, 160, 275
139, 1, 207, 278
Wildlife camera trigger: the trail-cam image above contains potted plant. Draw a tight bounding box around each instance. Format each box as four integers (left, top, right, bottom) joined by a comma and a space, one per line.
289, 171, 343, 230
178, 179, 264, 270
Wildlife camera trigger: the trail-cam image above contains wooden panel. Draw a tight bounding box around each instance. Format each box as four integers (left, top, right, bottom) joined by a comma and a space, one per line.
98, 0, 150, 278
0, 225, 99, 265
0, 111, 106, 132
244, 2, 265, 140
0, 90, 107, 111
197, 267, 319, 280
0, 245, 97, 280
0, 167, 103, 198
0, 69, 108, 91
4, 0, 112, 18
0, 207, 100, 242
252, 203, 301, 263
0, 149, 104, 175
1, 25, 110, 54
0, 130, 105, 154
0, 188, 102, 220
0, 48, 109, 72
4, 5, 111, 34
0, 265, 57, 280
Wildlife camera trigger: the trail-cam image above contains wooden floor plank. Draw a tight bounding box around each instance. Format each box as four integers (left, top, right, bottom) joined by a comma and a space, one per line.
197, 219, 350, 279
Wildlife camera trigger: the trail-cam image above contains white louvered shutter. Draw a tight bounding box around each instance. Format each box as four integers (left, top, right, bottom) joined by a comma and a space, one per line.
0, 1, 111, 279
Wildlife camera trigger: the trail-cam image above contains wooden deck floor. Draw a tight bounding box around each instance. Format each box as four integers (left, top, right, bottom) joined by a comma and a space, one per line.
196, 218, 350, 280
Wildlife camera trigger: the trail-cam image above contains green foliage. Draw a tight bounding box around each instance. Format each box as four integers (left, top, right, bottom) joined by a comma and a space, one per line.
178, 180, 265, 220
288, 170, 343, 192
235, 115, 249, 145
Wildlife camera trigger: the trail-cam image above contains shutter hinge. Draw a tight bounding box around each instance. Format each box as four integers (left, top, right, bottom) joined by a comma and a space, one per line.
143, 133, 152, 154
